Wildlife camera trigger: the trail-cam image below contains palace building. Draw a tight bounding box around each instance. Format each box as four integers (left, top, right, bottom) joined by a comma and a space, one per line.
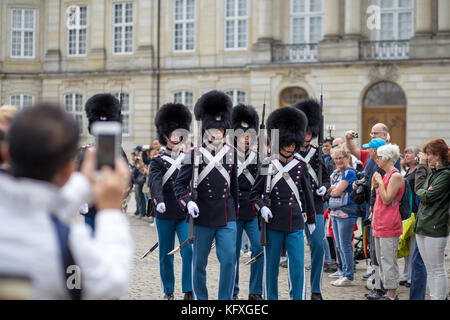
1, 0, 449, 153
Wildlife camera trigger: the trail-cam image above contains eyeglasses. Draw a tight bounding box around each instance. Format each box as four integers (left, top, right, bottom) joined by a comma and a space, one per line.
333, 157, 346, 161
370, 131, 384, 137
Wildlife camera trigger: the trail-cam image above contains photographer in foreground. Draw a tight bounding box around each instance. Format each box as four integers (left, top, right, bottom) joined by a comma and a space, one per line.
0, 104, 133, 299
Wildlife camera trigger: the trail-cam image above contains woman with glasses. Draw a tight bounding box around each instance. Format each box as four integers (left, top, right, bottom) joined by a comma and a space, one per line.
327, 145, 359, 287
372, 144, 405, 300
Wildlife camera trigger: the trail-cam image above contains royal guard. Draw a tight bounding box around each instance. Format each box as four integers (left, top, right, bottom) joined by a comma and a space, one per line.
77, 93, 131, 230
173, 90, 239, 300
231, 104, 263, 300
292, 99, 330, 300
249, 107, 316, 300
149, 103, 193, 300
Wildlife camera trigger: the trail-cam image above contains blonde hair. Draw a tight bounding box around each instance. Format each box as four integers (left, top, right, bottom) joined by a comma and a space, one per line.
0, 105, 19, 125
330, 144, 350, 159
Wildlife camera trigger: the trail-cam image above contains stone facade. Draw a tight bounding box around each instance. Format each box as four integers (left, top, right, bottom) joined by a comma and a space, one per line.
0, 0, 449, 154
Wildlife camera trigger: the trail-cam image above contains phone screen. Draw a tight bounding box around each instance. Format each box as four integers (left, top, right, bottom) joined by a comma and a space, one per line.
97, 134, 116, 169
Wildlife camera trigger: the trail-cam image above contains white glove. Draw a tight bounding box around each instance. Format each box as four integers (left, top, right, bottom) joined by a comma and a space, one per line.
156, 202, 166, 214
187, 201, 200, 218
307, 223, 316, 234
316, 186, 327, 196
260, 206, 273, 223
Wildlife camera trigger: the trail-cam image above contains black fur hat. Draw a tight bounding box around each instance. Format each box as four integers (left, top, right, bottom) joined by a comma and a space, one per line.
85, 93, 122, 134
291, 99, 322, 138
194, 90, 232, 130
155, 103, 192, 146
266, 107, 308, 152
232, 104, 259, 133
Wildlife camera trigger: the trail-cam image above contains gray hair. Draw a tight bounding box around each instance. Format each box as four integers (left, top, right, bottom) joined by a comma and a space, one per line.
377, 144, 400, 164
404, 146, 421, 156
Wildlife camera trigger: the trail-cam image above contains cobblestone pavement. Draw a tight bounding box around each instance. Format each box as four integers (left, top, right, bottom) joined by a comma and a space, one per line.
121, 193, 450, 300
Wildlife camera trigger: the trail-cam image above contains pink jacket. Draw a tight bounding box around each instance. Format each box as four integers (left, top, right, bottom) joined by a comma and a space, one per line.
373, 169, 405, 238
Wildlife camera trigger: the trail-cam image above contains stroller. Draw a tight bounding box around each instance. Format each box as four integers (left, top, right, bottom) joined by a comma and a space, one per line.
354, 235, 368, 262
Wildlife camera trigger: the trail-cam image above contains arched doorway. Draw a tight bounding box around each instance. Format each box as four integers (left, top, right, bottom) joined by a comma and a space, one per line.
362, 81, 407, 152
279, 87, 308, 107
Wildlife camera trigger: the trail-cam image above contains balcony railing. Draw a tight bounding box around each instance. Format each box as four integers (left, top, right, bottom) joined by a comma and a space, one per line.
271, 43, 318, 63
359, 40, 410, 61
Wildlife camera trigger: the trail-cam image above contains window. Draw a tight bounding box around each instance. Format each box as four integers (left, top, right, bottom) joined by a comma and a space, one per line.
174, 0, 195, 52
9, 94, 34, 109
64, 93, 84, 134
225, 89, 246, 106
280, 87, 308, 107
67, 6, 87, 56
225, 0, 248, 50
378, 0, 414, 40
290, 0, 323, 43
113, 3, 133, 54
173, 90, 194, 110
113, 92, 131, 135
11, 9, 35, 58
364, 81, 407, 107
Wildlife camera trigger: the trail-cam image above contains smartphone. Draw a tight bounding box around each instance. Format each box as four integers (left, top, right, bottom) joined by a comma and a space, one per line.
91, 121, 122, 170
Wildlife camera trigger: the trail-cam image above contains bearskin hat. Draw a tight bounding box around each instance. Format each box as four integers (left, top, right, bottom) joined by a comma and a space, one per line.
291, 99, 322, 138
231, 104, 259, 133
266, 107, 308, 152
85, 93, 122, 134
155, 103, 192, 146
194, 90, 232, 130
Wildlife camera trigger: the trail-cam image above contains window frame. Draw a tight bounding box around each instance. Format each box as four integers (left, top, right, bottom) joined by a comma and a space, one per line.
377, 0, 414, 41
225, 89, 247, 106
64, 93, 84, 135
10, 8, 36, 59
173, 0, 196, 53
67, 5, 88, 57
9, 94, 35, 109
224, 0, 248, 51
112, 2, 134, 55
289, 0, 323, 44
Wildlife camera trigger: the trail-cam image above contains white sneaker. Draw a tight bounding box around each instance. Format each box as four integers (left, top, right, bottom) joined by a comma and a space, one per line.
331, 277, 344, 286
331, 277, 354, 287
328, 270, 343, 279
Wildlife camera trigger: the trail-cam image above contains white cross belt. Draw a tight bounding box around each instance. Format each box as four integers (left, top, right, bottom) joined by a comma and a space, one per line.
161, 153, 185, 186
198, 146, 231, 186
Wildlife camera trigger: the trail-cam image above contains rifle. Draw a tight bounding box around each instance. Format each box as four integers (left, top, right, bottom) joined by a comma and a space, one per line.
118, 85, 123, 147
259, 94, 269, 247
246, 94, 271, 265
317, 86, 324, 188
168, 120, 200, 255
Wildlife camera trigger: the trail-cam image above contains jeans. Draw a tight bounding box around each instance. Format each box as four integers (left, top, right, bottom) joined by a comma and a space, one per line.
134, 183, 146, 216
416, 234, 449, 300
331, 215, 357, 280
323, 237, 332, 264
402, 235, 416, 282
409, 245, 427, 300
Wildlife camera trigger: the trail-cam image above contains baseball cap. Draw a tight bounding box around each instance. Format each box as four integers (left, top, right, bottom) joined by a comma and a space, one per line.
362, 138, 386, 150
134, 145, 143, 151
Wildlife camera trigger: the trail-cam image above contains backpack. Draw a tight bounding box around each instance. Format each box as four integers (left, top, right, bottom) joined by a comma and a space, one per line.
392, 179, 414, 220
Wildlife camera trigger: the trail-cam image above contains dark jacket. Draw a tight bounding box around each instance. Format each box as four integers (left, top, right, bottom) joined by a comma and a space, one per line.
173, 142, 239, 227
414, 163, 450, 237
249, 155, 316, 233
236, 149, 259, 221
297, 145, 330, 216
148, 152, 186, 220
